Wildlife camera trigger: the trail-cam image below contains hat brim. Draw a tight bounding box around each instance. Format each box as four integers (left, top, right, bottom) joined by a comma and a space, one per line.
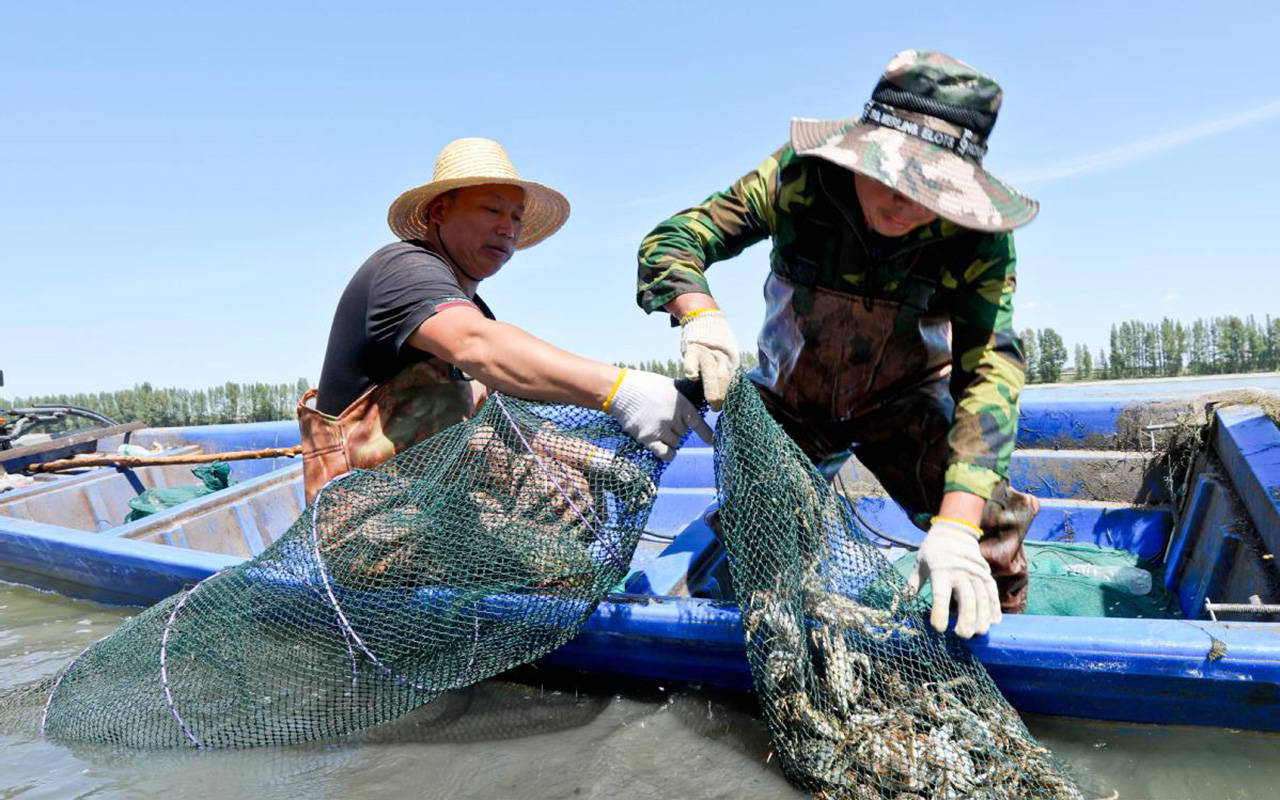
387, 177, 570, 249
791, 116, 1038, 233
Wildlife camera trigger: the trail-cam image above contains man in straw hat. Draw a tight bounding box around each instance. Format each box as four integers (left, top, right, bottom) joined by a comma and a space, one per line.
299, 137, 711, 503
636, 51, 1040, 639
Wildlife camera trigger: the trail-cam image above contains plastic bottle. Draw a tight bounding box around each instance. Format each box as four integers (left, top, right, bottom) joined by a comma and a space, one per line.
1064, 564, 1152, 596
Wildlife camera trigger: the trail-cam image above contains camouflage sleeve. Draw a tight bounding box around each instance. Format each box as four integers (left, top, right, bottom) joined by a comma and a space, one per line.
943, 232, 1026, 500
635, 147, 786, 313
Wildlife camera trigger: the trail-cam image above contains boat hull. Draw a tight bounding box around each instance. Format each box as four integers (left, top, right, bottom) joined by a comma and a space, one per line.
2, 376, 1278, 731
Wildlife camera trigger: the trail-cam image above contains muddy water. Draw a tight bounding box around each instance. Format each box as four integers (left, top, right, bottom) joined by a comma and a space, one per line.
3, 582, 1278, 800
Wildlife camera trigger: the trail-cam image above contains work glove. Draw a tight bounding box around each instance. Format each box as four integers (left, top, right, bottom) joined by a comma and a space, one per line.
907, 517, 1001, 639
679, 309, 739, 411
604, 369, 714, 461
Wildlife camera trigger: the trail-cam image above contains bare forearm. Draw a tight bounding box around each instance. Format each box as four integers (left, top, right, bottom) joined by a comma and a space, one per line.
449, 322, 620, 408
937, 490, 985, 527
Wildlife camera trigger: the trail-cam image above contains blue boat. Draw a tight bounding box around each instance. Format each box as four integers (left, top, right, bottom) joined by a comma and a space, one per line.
2, 375, 1278, 732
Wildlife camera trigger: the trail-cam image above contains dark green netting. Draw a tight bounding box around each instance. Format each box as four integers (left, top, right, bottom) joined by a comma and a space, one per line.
893, 541, 1183, 619
125, 462, 233, 522
713, 378, 1082, 798
33, 395, 661, 748
5, 378, 1084, 798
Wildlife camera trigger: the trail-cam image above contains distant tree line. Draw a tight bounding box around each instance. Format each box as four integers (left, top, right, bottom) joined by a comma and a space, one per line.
617, 351, 760, 380
1, 379, 312, 429
1023, 314, 1280, 384
626, 317, 1279, 386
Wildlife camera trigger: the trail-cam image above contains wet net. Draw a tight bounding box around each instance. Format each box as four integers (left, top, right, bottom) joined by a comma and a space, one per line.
713, 378, 1082, 799
11, 378, 1082, 797
34, 395, 662, 748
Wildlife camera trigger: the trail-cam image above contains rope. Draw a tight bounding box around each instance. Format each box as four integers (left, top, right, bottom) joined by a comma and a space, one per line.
308, 472, 480, 695
160, 582, 208, 749
835, 472, 920, 551
40, 642, 94, 740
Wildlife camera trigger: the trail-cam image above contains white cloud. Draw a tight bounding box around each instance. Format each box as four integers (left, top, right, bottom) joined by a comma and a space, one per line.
1164, 293, 1178, 302
1007, 99, 1280, 185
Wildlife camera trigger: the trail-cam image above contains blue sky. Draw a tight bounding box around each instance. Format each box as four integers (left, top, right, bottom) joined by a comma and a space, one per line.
4, 1, 1278, 398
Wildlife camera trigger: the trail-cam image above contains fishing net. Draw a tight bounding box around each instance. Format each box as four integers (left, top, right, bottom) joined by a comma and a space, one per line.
10, 376, 1083, 798
32, 394, 662, 748
713, 377, 1082, 799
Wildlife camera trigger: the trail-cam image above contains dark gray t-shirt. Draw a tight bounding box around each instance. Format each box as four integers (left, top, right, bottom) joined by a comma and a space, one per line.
315, 241, 493, 415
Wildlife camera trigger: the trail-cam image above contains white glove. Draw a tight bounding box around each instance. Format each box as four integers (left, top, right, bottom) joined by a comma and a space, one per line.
605, 369, 714, 461
907, 517, 1001, 639
680, 310, 740, 410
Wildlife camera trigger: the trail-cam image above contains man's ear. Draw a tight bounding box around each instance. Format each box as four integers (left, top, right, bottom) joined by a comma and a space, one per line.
426, 195, 451, 226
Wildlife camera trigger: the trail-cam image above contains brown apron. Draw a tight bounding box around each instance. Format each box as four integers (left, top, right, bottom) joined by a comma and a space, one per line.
749, 271, 1033, 613
296, 361, 485, 503
753, 273, 952, 422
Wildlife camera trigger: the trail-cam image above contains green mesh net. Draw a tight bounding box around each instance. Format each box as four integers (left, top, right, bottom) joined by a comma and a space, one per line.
713, 378, 1082, 798
34, 394, 661, 748
6, 379, 1083, 797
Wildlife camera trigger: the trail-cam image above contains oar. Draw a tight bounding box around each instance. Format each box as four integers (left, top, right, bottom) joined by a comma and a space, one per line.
26, 445, 303, 473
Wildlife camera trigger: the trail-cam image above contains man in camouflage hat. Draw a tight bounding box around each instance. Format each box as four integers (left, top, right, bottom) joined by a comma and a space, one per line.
635, 51, 1039, 639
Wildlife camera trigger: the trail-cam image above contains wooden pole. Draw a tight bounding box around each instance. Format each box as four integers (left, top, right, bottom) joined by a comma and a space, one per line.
27, 445, 303, 474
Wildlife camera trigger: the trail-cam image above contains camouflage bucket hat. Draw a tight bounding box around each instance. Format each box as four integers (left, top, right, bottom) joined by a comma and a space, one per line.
791, 50, 1038, 232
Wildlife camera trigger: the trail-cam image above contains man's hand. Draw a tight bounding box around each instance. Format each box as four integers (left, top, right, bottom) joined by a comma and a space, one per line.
907, 517, 1001, 638
605, 369, 713, 461
680, 310, 739, 410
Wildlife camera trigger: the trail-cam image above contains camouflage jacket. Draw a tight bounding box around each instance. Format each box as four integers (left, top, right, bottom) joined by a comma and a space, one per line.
636, 144, 1025, 499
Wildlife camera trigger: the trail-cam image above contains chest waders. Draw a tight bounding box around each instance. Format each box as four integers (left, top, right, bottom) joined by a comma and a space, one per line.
747, 164, 1033, 612
297, 360, 482, 503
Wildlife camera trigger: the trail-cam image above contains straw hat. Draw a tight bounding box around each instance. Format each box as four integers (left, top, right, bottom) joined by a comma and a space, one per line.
790, 51, 1038, 233
387, 138, 570, 249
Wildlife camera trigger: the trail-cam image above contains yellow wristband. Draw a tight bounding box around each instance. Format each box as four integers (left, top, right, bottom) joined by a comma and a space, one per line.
678, 308, 717, 325
930, 515, 984, 539
601, 368, 628, 411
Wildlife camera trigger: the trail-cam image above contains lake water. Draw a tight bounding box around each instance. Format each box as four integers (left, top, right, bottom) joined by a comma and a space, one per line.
3, 581, 1278, 800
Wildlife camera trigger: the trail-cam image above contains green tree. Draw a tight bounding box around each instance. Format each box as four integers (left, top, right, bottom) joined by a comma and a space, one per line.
224, 382, 242, 423
1265, 316, 1280, 371
1037, 329, 1068, 383
1159, 318, 1184, 377
1188, 319, 1210, 375
1020, 329, 1039, 383
1108, 324, 1124, 379
1074, 344, 1093, 381
1, 378, 312, 428
1245, 315, 1265, 372
1220, 316, 1246, 373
